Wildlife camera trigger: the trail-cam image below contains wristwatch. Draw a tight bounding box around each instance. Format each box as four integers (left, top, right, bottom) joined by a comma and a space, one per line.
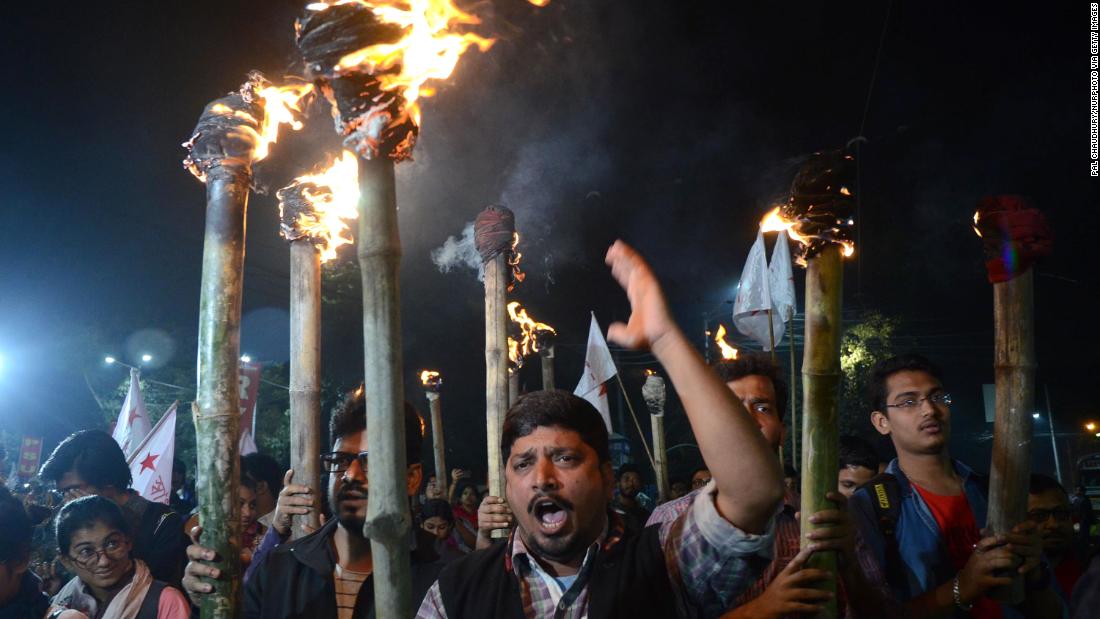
953, 574, 974, 611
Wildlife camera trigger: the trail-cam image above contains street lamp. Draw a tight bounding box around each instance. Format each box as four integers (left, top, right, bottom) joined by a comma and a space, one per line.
141, 353, 153, 363
241, 354, 252, 363
1032, 412, 1041, 420
104, 356, 117, 365
1087, 422, 1097, 432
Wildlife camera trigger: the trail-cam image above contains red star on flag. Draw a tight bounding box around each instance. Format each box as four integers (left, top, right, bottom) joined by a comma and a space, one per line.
139, 452, 159, 474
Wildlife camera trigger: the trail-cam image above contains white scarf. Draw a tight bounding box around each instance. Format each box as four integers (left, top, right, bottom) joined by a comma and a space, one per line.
51, 559, 155, 619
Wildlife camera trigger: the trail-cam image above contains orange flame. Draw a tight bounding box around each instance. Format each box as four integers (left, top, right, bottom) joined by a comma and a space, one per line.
760, 206, 855, 258
254, 83, 314, 161
282, 151, 360, 262
714, 324, 739, 360
972, 210, 982, 238
311, 0, 495, 128
419, 369, 442, 390
507, 302, 556, 359
527, 0, 551, 5
644, 368, 657, 377
508, 336, 523, 369
507, 231, 525, 288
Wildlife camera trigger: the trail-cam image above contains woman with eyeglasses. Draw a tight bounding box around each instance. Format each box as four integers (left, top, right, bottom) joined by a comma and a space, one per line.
46, 496, 189, 619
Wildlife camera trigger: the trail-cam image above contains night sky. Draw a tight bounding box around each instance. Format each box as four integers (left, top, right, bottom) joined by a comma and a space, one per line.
1, 1, 1095, 483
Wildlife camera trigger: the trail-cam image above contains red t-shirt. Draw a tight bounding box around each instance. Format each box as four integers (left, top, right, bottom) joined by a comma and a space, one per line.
1054, 555, 1084, 599
912, 483, 1003, 619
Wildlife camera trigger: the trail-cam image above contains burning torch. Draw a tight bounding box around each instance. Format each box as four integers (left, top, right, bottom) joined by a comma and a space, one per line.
277, 151, 359, 538
474, 206, 522, 506
296, 2, 494, 614
183, 71, 311, 617
760, 149, 857, 618
419, 370, 446, 491
642, 369, 669, 503
973, 196, 1052, 602
507, 301, 557, 403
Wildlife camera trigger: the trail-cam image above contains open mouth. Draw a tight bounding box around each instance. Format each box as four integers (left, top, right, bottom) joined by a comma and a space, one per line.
532, 498, 569, 534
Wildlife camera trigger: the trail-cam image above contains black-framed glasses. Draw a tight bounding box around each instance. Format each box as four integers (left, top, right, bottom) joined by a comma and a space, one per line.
1027, 507, 1071, 524
69, 534, 128, 568
321, 451, 369, 474
886, 393, 952, 409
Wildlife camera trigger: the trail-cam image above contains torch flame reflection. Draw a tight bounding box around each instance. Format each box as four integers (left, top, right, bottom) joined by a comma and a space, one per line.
760, 206, 855, 258
714, 324, 739, 360
311, 0, 495, 129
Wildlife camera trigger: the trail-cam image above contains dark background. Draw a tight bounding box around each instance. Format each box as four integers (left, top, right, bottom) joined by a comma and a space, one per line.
1, 1, 1095, 485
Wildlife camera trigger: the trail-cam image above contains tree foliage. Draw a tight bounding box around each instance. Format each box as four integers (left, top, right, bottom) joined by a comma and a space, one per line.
839, 311, 899, 438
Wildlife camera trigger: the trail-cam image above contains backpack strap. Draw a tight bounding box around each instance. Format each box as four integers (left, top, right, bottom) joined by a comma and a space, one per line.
866, 473, 906, 589
137, 580, 167, 619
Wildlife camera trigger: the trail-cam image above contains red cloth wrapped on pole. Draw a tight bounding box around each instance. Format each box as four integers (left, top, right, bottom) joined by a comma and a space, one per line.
973, 195, 1053, 283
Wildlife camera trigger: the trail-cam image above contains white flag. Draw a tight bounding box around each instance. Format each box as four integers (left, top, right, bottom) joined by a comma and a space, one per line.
733, 231, 778, 350
574, 314, 616, 432
112, 368, 152, 458
767, 232, 797, 348
240, 429, 258, 456
127, 402, 176, 505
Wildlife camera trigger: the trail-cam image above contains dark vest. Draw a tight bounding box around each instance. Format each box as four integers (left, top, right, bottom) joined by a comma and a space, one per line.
436, 525, 680, 619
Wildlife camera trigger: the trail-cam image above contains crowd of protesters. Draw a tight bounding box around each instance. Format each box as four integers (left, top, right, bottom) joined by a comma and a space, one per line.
2, 241, 1098, 618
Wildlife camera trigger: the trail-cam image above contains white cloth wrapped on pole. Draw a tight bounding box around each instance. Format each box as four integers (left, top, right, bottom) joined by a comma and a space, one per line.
768, 231, 797, 333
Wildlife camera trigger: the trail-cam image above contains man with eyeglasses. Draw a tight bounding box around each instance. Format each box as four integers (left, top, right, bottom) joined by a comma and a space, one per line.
183, 391, 441, 618
1028, 474, 1089, 612
848, 353, 1061, 618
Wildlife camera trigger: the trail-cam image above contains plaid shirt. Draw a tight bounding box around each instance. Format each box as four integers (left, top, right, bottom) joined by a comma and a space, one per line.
648, 486, 801, 617
416, 480, 776, 618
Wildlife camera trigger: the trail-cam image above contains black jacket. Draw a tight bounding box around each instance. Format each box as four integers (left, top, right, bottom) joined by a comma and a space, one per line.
245, 518, 444, 619
0, 572, 49, 619
435, 524, 680, 619
121, 492, 189, 590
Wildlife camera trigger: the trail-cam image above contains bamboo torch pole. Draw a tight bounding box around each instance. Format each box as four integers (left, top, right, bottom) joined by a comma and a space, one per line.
509, 369, 520, 407
356, 156, 412, 613
296, 7, 422, 614
183, 78, 270, 619
421, 371, 446, 485
974, 196, 1052, 603
476, 206, 518, 511
642, 372, 669, 503
277, 182, 328, 539
799, 244, 844, 618
540, 345, 556, 391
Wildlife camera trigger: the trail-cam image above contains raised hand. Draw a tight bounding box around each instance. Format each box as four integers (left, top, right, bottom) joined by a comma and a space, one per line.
604, 240, 677, 354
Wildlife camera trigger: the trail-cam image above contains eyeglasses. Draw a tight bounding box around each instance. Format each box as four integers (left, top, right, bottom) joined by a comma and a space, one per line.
1026, 507, 1071, 524
321, 451, 369, 474
69, 535, 128, 568
57, 482, 92, 500
886, 393, 952, 409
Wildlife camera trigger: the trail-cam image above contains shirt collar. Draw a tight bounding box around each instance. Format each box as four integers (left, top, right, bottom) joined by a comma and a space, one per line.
505, 510, 623, 576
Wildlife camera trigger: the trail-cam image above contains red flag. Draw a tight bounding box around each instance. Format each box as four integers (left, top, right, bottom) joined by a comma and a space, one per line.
127, 403, 177, 505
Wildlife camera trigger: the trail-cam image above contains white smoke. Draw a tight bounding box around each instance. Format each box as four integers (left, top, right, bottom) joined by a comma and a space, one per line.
430, 221, 484, 281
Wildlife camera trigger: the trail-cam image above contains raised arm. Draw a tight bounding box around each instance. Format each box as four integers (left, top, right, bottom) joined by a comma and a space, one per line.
604, 240, 783, 533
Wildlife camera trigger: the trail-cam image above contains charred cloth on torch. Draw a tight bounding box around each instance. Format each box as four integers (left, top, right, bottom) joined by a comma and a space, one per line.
974, 195, 1053, 283
182, 72, 268, 181
475, 205, 523, 290
277, 181, 325, 243
780, 148, 857, 260
296, 4, 417, 162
